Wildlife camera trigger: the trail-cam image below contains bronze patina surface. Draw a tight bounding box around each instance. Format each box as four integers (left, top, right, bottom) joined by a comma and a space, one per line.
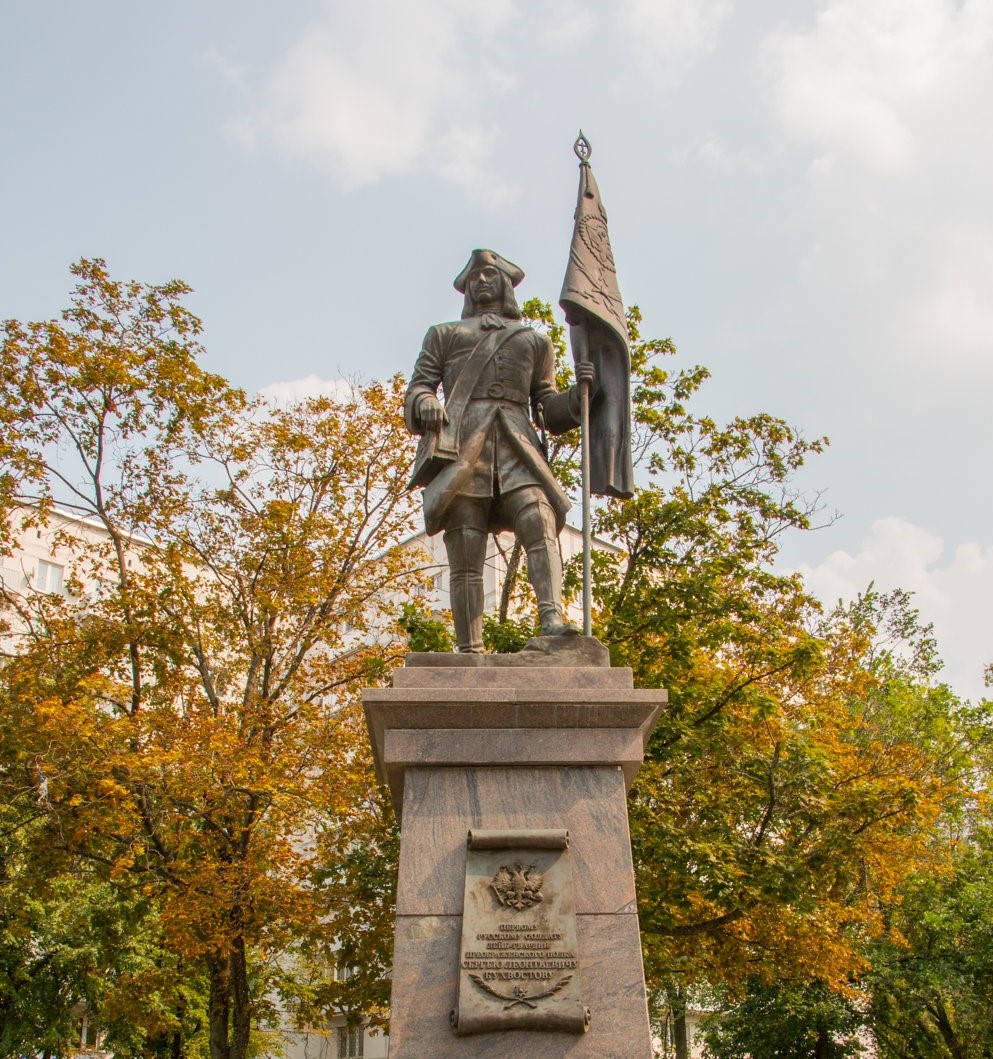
404, 249, 595, 652
452, 828, 589, 1036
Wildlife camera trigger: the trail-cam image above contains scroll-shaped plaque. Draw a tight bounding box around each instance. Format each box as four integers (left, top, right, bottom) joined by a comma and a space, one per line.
450, 828, 591, 1036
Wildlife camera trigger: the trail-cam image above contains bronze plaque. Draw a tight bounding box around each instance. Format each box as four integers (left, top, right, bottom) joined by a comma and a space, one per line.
450, 828, 590, 1036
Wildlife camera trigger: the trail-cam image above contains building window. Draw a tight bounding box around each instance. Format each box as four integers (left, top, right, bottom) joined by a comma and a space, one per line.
77, 1013, 100, 1049
35, 559, 65, 594
336, 1025, 364, 1058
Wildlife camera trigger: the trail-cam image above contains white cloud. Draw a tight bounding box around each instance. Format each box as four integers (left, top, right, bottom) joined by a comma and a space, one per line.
916, 224, 993, 357
795, 517, 993, 702
696, 135, 763, 174
760, 0, 993, 378
764, 0, 993, 171
203, 46, 249, 94
224, 0, 518, 195
617, 0, 733, 81
538, 0, 596, 46
257, 374, 355, 406
214, 0, 740, 197
436, 124, 516, 206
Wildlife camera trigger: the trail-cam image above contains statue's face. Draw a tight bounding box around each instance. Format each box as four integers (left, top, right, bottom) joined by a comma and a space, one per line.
468, 265, 502, 308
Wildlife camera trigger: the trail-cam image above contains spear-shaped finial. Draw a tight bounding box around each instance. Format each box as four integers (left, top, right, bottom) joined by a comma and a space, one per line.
573, 129, 592, 165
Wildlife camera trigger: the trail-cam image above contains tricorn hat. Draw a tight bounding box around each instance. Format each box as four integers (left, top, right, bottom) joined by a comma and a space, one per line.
453, 249, 525, 293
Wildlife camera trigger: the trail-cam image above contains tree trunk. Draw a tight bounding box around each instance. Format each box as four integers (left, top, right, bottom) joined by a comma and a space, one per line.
815, 1024, 829, 1059
673, 1011, 689, 1059
931, 994, 966, 1059
671, 989, 689, 1059
498, 539, 524, 622
229, 934, 253, 1059
207, 952, 231, 1059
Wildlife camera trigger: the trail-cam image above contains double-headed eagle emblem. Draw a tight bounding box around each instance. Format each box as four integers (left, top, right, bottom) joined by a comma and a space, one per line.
491, 862, 544, 910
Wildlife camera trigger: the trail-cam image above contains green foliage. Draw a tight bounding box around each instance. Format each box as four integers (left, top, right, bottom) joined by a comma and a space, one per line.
866, 822, 993, 1058
0, 808, 209, 1059
397, 601, 453, 653
483, 612, 538, 654
699, 980, 867, 1059
288, 797, 400, 1033
0, 867, 95, 1059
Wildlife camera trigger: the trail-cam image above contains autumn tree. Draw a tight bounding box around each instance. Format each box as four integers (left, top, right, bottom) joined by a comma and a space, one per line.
606, 328, 978, 1047
634, 585, 972, 1025
475, 304, 979, 1057
864, 748, 993, 1058
0, 260, 423, 1059
697, 701, 991, 1059
0, 807, 208, 1059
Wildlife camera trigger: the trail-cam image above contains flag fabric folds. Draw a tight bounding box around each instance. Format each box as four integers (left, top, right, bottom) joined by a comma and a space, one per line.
559, 159, 635, 499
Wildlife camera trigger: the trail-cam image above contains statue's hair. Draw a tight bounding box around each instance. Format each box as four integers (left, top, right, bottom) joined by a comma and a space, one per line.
461, 270, 522, 321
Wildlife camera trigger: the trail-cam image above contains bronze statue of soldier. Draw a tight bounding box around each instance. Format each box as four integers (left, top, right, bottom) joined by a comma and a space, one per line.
405, 249, 595, 653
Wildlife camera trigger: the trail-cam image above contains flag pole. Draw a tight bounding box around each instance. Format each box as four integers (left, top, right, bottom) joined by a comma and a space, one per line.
562, 129, 633, 637
572, 132, 594, 638
580, 345, 593, 637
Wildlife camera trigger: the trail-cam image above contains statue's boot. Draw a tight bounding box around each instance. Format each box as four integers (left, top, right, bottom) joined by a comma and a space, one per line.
443, 526, 488, 653
515, 501, 580, 637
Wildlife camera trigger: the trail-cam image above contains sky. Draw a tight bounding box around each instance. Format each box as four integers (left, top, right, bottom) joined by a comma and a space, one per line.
2, 0, 990, 700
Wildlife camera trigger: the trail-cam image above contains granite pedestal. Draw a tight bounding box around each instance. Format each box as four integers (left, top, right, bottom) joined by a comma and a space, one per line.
362, 642, 666, 1058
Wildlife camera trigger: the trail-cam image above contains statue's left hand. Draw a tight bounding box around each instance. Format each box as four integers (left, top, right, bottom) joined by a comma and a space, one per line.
575, 361, 596, 389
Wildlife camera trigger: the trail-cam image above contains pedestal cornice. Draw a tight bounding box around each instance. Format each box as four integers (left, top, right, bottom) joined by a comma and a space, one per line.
363, 663, 667, 815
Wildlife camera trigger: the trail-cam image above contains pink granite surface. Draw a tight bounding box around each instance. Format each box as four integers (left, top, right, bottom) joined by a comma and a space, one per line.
383, 727, 648, 793
363, 681, 666, 811
362, 664, 661, 1058
396, 765, 636, 917
392, 665, 634, 690
388, 912, 652, 1058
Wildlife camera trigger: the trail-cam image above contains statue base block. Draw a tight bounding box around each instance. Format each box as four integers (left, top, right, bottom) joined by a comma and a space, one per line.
363, 652, 666, 1058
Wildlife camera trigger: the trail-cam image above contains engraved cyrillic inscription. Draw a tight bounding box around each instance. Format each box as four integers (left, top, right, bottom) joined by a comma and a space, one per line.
462, 921, 579, 983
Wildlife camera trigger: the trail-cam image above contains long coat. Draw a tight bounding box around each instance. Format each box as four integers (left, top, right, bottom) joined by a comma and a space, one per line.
404, 316, 582, 536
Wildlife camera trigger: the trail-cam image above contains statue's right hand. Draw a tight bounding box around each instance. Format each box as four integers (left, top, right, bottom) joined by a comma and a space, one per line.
419, 396, 448, 432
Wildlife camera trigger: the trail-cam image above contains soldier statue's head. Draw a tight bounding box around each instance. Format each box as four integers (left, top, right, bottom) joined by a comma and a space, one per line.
454, 249, 524, 321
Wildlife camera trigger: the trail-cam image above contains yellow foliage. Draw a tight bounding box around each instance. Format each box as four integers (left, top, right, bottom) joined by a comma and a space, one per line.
0, 261, 421, 1059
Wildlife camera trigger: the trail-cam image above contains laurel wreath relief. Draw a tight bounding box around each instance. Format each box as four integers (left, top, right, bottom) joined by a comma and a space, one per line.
468, 973, 574, 1010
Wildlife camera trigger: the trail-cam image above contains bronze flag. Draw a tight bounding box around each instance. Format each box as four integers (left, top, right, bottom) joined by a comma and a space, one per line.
559, 135, 634, 499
